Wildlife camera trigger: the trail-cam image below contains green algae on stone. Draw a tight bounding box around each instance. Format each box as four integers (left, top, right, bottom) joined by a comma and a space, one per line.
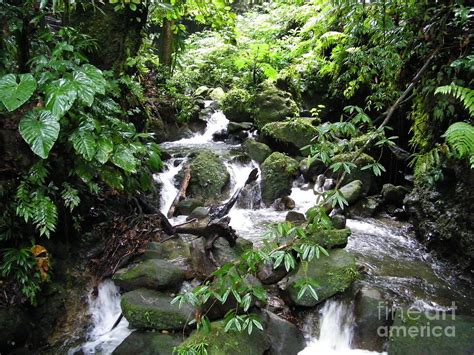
254, 86, 298, 129
261, 118, 318, 153
260, 152, 299, 204
243, 139, 272, 163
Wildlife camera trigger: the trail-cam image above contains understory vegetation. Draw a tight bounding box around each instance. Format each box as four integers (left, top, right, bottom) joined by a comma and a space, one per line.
0, 0, 472, 353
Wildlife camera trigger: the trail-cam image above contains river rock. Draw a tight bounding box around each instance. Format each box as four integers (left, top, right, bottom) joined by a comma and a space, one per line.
352, 286, 391, 352
190, 237, 253, 279
381, 184, 409, 206
254, 86, 298, 129
330, 153, 376, 194
209, 87, 225, 102
121, 288, 194, 330
187, 150, 230, 204
286, 211, 306, 224
228, 122, 253, 134
287, 249, 357, 307
387, 310, 474, 355
141, 239, 191, 263
176, 198, 202, 216
330, 214, 346, 229
347, 196, 382, 218
261, 118, 318, 155
261, 152, 299, 205
113, 332, 181, 355
113, 259, 186, 291
180, 320, 270, 355
273, 196, 296, 211
243, 139, 272, 164
309, 228, 352, 249
299, 157, 324, 182
195, 85, 211, 97
222, 88, 253, 122
261, 310, 306, 355
340, 180, 363, 205
257, 261, 288, 285
187, 206, 209, 220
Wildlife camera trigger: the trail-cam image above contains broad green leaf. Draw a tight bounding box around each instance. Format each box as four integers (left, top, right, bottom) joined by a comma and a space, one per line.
45, 78, 77, 118
70, 129, 97, 161
72, 71, 96, 106
95, 136, 114, 164
82, 64, 107, 95
112, 145, 137, 173
0, 74, 37, 111
19, 109, 59, 159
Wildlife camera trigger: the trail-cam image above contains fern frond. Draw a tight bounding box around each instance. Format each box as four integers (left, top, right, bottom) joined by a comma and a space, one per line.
442, 122, 474, 168
435, 84, 474, 117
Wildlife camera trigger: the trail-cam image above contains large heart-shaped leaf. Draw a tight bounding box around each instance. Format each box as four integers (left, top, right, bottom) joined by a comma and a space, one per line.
112, 145, 137, 173
69, 129, 97, 161
0, 74, 37, 112
72, 71, 96, 107
45, 78, 77, 118
95, 136, 114, 164
19, 109, 60, 159
82, 64, 107, 95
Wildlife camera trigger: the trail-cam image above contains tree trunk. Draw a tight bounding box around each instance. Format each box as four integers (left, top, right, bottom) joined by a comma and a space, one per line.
159, 18, 174, 68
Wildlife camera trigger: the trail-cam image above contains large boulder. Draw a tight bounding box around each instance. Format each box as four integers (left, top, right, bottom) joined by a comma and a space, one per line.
121, 289, 194, 330
287, 249, 358, 307
243, 139, 272, 164
261, 310, 306, 355
254, 86, 298, 129
187, 151, 230, 204
113, 332, 181, 355
190, 237, 253, 279
381, 184, 409, 206
340, 180, 363, 205
176, 198, 202, 216
261, 118, 318, 155
141, 239, 191, 263
352, 286, 392, 352
387, 310, 474, 355
261, 152, 299, 205
330, 153, 376, 194
221, 88, 253, 122
113, 259, 186, 291
309, 228, 352, 249
180, 320, 270, 355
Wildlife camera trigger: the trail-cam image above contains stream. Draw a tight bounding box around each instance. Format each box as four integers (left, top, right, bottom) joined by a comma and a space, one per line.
73, 105, 473, 354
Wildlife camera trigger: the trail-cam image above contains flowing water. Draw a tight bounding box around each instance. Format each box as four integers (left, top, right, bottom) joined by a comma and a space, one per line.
75, 106, 473, 354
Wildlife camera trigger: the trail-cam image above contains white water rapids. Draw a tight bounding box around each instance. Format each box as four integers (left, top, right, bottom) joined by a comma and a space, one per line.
73, 106, 471, 354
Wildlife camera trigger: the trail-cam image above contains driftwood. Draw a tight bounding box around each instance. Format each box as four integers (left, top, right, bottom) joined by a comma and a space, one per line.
167, 165, 191, 218
136, 193, 175, 235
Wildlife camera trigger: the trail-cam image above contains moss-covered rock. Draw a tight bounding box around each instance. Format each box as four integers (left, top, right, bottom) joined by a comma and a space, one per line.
113, 259, 185, 291
388, 310, 474, 355
180, 320, 270, 355
141, 239, 191, 262
287, 248, 358, 307
254, 86, 298, 129
221, 88, 253, 122
243, 139, 272, 163
113, 332, 181, 355
262, 310, 306, 355
261, 118, 318, 155
382, 184, 409, 206
121, 289, 194, 330
331, 153, 376, 194
340, 180, 363, 205
187, 151, 230, 204
176, 198, 203, 216
309, 228, 352, 249
261, 152, 299, 204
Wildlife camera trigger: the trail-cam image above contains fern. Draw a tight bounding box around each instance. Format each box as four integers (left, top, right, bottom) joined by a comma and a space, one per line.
442, 122, 474, 168
435, 84, 474, 117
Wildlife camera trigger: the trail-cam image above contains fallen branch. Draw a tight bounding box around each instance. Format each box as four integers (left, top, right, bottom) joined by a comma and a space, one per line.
167, 165, 191, 218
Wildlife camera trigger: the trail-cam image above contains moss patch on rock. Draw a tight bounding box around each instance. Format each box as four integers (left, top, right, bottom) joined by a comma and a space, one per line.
261, 152, 299, 204
243, 139, 272, 163
261, 118, 318, 154
309, 228, 352, 249
121, 289, 194, 330
180, 320, 269, 355
187, 150, 230, 204
113, 332, 181, 355
221, 88, 253, 122
254, 86, 298, 129
287, 248, 358, 307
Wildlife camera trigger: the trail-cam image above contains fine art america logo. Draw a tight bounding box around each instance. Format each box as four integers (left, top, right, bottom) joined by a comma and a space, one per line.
377, 302, 457, 338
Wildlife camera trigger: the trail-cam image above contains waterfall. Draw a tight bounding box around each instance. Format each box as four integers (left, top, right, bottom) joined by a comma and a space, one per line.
70, 280, 132, 354
299, 300, 384, 355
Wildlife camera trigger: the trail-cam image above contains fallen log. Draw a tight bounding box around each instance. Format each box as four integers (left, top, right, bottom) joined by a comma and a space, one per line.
167, 165, 191, 218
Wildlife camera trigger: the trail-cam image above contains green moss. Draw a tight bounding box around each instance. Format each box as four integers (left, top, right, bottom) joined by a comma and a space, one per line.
243, 139, 272, 163
221, 88, 253, 122
121, 289, 194, 330
261, 118, 318, 152
180, 320, 269, 355
287, 248, 358, 307
188, 150, 230, 204
309, 228, 352, 249
260, 152, 299, 204
254, 86, 298, 129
